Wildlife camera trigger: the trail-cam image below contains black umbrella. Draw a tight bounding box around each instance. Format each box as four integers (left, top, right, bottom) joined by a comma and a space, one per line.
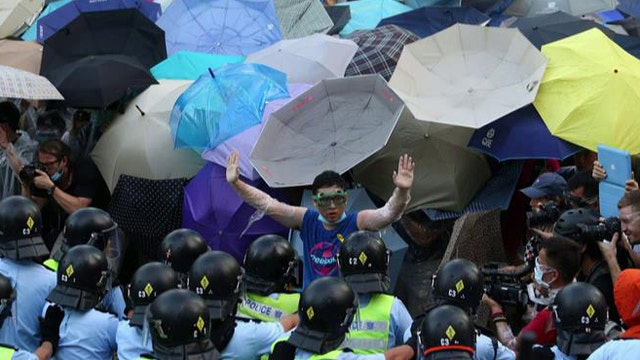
613, 34, 640, 59
324, 5, 351, 35
45, 54, 157, 108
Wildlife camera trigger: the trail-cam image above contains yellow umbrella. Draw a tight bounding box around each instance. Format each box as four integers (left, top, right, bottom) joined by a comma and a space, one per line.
533, 28, 640, 154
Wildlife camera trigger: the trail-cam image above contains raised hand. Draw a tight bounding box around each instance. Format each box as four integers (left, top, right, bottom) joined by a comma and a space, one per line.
226, 151, 240, 184
392, 154, 415, 190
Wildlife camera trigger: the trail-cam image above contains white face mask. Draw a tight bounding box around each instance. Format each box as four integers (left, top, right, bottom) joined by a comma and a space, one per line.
534, 257, 555, 289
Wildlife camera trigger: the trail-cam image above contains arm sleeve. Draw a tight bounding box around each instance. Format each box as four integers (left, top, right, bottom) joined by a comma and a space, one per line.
69, 157, 100, 199
253, 322, 285, 357
391, 298, 413, 347
357, 188, 410, 231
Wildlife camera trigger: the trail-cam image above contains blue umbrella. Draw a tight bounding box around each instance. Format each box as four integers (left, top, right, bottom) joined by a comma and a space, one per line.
467, 105, 580, 162
36, 0, 161, 44
170, 63, 289, 151
377, 6, 490, 38
156, 0, 282, 56
336, 0, 412, 36
151, 51, 245, 80
618, 0, 640, 17
404, 0, 461, 8
20, 0, 71, 41
614, 34, 640, 60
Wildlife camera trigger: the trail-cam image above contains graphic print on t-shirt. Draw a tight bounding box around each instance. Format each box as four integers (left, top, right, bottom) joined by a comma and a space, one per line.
309, 240, 339, 276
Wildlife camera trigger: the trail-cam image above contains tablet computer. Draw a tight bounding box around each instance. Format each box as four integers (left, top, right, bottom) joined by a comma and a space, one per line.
598, 144, 632, 187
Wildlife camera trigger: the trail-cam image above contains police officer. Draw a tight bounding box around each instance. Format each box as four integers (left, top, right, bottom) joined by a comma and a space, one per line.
188, 251, 295, 359
0, 196, 56, 352
45, 245, 118, 359
117, 262, 181, 360
337, 231, 411, 353
418, 305, 477, 360
160, 228, 208, 285
238, 234, 300, 322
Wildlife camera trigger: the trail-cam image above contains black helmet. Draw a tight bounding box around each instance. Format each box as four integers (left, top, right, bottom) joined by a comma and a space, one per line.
419, 305, 476, 360
552, 282, 608, 356
128, 262, 181, 328
243, 234, 298, 295
147, 289, 220, 360
0, 273, 15, 328
187, 251, 243, 321
62, 207, 116, 249
553, 208, 599, 243
161, 229, 208, 274
338, 230, 390, 294
288, 277, 357, 354
47, 245, 110, 311
432, 259, 484, 315
0, 196, 49, 260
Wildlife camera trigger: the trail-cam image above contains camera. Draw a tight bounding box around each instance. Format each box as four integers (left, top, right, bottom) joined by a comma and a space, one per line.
526, 201, 561, 228
577, 217, 622, 243
18, 164, 38, 184
482, 262, 529, 309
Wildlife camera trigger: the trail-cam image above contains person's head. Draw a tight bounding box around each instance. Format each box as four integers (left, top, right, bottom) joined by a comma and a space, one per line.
535, 237, 581, 290
613, 269, 640, 329
419, 305, 476, 360
72, 110, 91, 131
553, 208, 602, 261
338, 230, 390, 294
0, 101, 20, 134
37, 139, 71, 182
0, 195, 49, 261
35, 111, 65, 142
431, 259, 484, 315
311, 171, 349, 224
128, 262, 180, 328
520, 172, 567, 209
243, 234, 299, 295
617, 190, 640, 244
160, 228, 208, 277
573, 150, 598, 171
60, 207, 117, 251
566, 170, 599, 210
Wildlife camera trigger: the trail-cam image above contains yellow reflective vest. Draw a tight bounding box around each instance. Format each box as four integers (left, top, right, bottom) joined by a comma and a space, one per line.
342, 293, 394, 354
237, 292, 299, 322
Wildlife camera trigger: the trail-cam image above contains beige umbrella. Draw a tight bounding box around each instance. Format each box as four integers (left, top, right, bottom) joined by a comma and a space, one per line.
91, 80, 205, 193
0, 64, 63, 100
504, 0, 616, 17
389, 24, 547, 129
0, 40, 42, 74
352, 108, 491, 212
0, 0, 44, 39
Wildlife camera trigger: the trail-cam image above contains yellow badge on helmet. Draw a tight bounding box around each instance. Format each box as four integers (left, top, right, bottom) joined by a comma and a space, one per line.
456, 279, 465, 293
65, 265, 74, 278
306, 307, 315, 320
586, 304, 595, 319
358, 251, 368, 265
26, 216, 34, 230
200, 275, 210, 290
446, 325, 456, 340
144, 283, 154, 297
196, 316, 205, 332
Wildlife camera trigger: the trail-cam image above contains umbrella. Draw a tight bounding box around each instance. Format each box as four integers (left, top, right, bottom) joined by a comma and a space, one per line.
44, 54, 158, 108
353, 108, 491, 213
533, 28, 640, 153
182, 162, 289, 262
324, 5, 350, 35
336, 0, 412, 36
344, 24, 419, 81
613, 34, 640, 59
0, 0, 44, 38
504, 0, 616, 17
245, 34, 358, 84
289, 188, 408, 292
156, 0, 282, 56
249, 74, 404, 188
201, 83, 313, 180
20, 0, 70, 41
0, 39, 42, 74
377, 6, 490, 38
612, 17, 640, 37
618, 0, 640, 17
389, 24, 548, 128
35, 0, 161, 44
91, 80, 205, 192
170, 63, 289, 151
0, 64, 63, 100
151, 51, 245, 80
467, 105, 580, 161
273, 0, 333, 39
404, 0, 461, 8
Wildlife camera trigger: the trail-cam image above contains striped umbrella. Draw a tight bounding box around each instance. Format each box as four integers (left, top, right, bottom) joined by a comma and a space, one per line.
0, 64, 63, 100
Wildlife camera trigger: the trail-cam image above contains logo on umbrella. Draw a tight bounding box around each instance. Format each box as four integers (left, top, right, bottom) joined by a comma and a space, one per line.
481, 128, 495, 148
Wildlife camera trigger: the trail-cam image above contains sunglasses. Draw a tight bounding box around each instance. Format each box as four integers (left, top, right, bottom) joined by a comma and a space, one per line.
313, 190, 347, 208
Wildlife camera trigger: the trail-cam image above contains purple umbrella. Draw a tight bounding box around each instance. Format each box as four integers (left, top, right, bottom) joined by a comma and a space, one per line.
182, 162, 289, 262
201, 83, 312, 180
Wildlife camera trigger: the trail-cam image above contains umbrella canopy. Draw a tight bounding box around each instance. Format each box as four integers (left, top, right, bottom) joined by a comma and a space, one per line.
202, 83, 313, 180
336, 0, 411, 36
325, 5, 350, 35
612, 17, 640, 37
0, 0, 44, 38
344, 24, 419, 81
157, 0, 282, 56
289, 188, 408, 292
20, 0, 70, 41
45, 54, 157, 108
170, 63, 289, 151
618, 0, 640, 17
151, 51, 245, 80
377, 6, 490, 39
249, 74, 404, 188
0, 64, 63, 100
274, 0, 333, 39
533, 28, 640, 153
467, 105, 580, 161
614, 34, 640, 59
245, 34, 358, 84
91, 80, 205, 192
35, 0, 161, 44
353, 108, 491, 213
404, 0, 461, 8
182, 162, 288, 262
389, 24, 548, 128
0, 39, 42, 73
504, 0, 616, 17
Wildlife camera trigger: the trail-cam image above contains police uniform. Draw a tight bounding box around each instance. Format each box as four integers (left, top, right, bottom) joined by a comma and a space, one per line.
237, 292, 299, 322
271, 335, 385, 360
221, 321, 285, 359
51, 305, 118, 360
0, 345, 38, 360
116, 319, 153, 360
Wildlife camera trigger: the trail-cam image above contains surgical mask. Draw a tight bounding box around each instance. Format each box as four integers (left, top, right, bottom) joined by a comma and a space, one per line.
534, 257, 555, 289
50, 169, 63, 183
318, 213, 347, 226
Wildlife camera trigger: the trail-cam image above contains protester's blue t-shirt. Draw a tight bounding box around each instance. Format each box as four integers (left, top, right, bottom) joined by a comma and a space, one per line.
300, 209, 359, 287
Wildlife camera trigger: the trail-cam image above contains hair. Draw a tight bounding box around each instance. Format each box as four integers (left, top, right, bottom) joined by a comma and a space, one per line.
0, 101, 20, 132
540, 236, 582, 284
567, 169, 598, 200
311, 170, 348, 194
36, 111, 66, 132
38, 139, 71, 161
618, 190, 640, 212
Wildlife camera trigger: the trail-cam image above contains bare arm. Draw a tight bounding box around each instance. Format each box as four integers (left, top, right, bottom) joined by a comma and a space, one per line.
32, 169, 92, 214
33, 342, 53, 360
599, 234, 623, 283
482, 294, 518, 351
384, 345, 414, 360
279, 314, 299, 332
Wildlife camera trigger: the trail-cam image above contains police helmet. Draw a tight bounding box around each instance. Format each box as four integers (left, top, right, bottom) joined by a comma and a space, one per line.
161, 229, 208, 274
553, 208, 599, 243
62, 207, 116, 249
419, 305, 476, 360
128, 262, 181, 328
432, 259, 484, 315
47, 245, 110, 311
338, 230, 390, 294
243, 234, 298, 295
0, 196, 48, 260
0, 273, 14, 326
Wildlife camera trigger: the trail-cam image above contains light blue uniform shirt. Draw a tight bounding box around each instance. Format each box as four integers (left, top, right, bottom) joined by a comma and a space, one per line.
0, 259, 56, 352
347, 294, 412, 349
403, 327, 515, 360
587, 339, 640, 359
10, 350, 38, 360
101, 286, 126, 319
116, 319, 153, 360
51, 306, 118, 360
221, 321, 284, 359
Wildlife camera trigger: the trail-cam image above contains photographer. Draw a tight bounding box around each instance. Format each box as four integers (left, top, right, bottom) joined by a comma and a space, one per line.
0, 101, 37, 199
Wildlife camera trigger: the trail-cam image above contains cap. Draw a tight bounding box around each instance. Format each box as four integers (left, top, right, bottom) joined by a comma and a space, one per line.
520, 172, 568, 199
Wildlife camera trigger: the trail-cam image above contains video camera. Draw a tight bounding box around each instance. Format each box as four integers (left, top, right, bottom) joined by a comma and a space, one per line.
482, 262, 529, 310
18, 163, 38, 184
577, 217, 621, 243
526, 201, 561, 228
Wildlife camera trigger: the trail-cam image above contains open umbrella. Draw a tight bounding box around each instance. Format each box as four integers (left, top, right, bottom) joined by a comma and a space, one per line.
533, 28, 640, 153
0, 0, 44, 38
274, 0, 333, 39
614, 34, 640, 59
0, 40, 42, 74
0, 64, 63, 100
353, 108, 491, 213
612, 17, 640, 37
404, 0, 461, 8
289, 188, 408, 292
91, 80, 205, 192
618, 0, 640, 17
151, 51, 245, 80
182, 162, 288, 262
20, 0, 70, 41
336, 0, 411, 36
377, 6, 490, 38
389, 24, 547, 128
504, 0, 616, 17
249, 74, 404, 188
325, 5, 350, 35
245, 34, 358, 84
344, 24, 419, 81
157, 0, 282, 56
170, 63, 289, 151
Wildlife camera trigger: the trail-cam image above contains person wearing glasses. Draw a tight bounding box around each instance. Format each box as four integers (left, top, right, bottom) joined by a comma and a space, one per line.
226, 151, 415, 288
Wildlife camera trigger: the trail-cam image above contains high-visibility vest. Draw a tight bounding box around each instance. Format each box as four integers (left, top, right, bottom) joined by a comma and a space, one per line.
43, 258, 58, 272
0, 344, 15, 360
237, 292, 299, 322
270, 337, 344, 360
341, 293, 394, 354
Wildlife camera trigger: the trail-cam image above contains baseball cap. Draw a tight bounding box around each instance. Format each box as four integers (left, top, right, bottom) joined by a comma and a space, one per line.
520, 172, 568, 199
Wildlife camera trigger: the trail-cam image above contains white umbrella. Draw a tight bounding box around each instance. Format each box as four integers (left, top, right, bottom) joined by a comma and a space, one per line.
0, 0, 44, 38
91, 80, 205, 192
0, 64, 63, 100
245, 33, 358, 84
389, 24, 547, 129
504, 0, 616, 17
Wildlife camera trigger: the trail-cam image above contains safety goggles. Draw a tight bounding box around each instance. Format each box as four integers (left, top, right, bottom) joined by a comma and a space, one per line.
312, 190, 347, 208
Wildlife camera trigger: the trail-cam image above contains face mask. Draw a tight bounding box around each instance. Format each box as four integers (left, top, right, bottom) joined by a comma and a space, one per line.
318, 213, 347, 226
50, 169, 63, 183
534, 257, 555, 289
